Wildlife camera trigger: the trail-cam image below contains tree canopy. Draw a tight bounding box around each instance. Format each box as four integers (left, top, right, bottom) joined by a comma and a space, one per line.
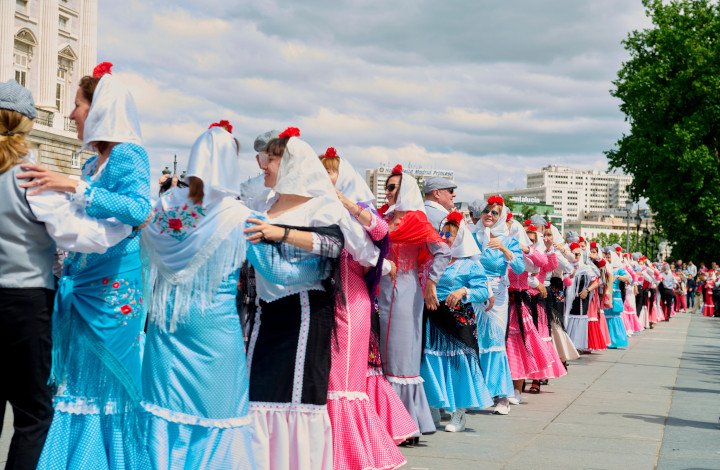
606, 0, 720, 264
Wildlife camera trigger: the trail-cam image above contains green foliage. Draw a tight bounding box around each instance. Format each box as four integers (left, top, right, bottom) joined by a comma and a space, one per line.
590, 232, 663, 259
606, 0, 720, 264
518, 204, 538, 221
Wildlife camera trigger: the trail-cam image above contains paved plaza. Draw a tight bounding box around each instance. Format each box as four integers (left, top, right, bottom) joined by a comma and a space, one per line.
2, 310, 719, 469
402, 311, 720, 470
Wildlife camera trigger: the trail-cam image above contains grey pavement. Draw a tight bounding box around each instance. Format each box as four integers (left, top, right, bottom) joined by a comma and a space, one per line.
2, 311, 718, 469
402, 311, 720, 470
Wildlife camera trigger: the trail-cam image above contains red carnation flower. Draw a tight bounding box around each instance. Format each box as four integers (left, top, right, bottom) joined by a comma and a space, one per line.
487, 195, 504, 206
524, 219, 531, 226
391, 164, 403, 175
93, 62, 113, 78
527, 225, 538, 232
569, 242, 581, 251
506, 212, 513, 221
168, 218, 183, 230
208, 120, 233, 134
279, 127, 300, 138
112, 282, 120, 289
120, 305, 132, 315
615, 246, 622, 252
446, 211, 464, 224
590, 242, 597, 248
102, 278, 109, 285
324, 147, 338, 158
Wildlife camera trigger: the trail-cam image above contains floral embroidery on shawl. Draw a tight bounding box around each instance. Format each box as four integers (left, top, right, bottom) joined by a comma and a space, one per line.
450, 300, 477, 334
91, 277, 143, 325
152, 199, 206, 241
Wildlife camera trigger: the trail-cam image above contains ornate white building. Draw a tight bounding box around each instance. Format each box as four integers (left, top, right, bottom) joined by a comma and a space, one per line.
1, 0, 97, 178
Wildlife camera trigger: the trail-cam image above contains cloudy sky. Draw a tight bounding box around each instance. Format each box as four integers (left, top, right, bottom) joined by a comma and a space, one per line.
98, 0, 651, 202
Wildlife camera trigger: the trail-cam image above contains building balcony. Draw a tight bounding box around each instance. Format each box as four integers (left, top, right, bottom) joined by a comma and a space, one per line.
64, 117, 77, 133
35, 107, 54, 127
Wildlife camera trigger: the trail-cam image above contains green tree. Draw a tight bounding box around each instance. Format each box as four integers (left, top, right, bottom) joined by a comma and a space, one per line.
520, 204, 538, 222
606, 0, 720, 264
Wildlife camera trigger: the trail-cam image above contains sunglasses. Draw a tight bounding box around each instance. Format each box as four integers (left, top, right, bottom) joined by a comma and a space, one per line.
482, 209, 499, 216
574, 252, 582, 257
385, 184, 399, 192
442, 188, 454, 194
439, 231, 453, 238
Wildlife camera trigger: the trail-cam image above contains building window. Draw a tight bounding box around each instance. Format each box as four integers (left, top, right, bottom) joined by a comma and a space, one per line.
71, 152, 80, 168
59, 16, 69, 30
56, 82, 64, 112
14, 52, 28, 87
16, 0, 27, 12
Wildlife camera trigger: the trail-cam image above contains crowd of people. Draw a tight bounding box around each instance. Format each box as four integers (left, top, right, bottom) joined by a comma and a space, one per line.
0, 63, 714, 470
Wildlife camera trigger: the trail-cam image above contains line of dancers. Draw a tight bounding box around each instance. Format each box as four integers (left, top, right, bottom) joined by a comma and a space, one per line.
0, 64, 681, 470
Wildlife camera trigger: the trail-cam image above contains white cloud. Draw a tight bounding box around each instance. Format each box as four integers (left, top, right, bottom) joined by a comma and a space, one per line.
96, 0, 648, 199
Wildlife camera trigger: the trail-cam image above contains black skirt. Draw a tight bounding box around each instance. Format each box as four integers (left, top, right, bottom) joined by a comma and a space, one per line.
248, 290, 333, 406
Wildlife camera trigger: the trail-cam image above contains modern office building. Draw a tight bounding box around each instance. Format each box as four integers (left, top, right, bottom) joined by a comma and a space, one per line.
366, 165, 454, 207
2, 0, 98, 178
484, 165, 633, 222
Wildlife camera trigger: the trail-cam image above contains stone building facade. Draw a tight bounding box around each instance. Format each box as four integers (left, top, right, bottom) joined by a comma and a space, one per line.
1, 0, 97, 178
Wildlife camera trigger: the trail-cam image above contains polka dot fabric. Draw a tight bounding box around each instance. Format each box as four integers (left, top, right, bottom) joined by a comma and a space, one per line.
37, 410, 151, 470
326, 214, 406, 470
66, 143, 151, 277
506, 298, 554, 380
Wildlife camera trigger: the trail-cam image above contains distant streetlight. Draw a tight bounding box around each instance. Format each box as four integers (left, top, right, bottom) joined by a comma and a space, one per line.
625, 199, 633, 253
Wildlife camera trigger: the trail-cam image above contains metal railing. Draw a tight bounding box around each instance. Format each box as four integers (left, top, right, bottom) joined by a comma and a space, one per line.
35, 107, 54, 127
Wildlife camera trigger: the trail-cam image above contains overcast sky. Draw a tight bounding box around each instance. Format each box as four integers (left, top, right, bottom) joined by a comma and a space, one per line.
97, 0, 651, 202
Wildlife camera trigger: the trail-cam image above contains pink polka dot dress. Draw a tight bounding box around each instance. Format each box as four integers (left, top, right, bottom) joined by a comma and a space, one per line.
327, 213, 407, 470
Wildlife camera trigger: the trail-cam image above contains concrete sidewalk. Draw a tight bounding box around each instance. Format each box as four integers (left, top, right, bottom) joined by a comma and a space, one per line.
2, 312, 717, 469
402, 312, 720, 470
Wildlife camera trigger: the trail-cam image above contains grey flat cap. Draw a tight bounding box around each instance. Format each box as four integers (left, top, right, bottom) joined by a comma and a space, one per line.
0, 79, 36, 119
565, 230, 580, 243
530, 214, 547, 227
253, 129, 280, 152
423, 176, 457, 194
632, 252, 642, 260
468, 199, 485, 218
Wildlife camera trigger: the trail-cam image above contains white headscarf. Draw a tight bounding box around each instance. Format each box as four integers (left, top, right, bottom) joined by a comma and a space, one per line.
470, 200, 508, 249
142, 126, 252, 331
509, 219, 532, 248
440, 216, 480, 259
239, 174, 269, 203
335, 157, 375, 207
185, 126, 241, 203
82, 74, 143, 152
273, 137, 336, 198
385, 171, 425, 214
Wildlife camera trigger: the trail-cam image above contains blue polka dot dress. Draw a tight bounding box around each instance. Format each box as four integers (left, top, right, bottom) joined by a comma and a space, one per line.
38, 143, 152, 470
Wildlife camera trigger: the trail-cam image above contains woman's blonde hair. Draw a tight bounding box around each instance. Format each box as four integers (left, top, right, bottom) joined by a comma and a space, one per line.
0, 109, 33, 173
318, 154, 340, 172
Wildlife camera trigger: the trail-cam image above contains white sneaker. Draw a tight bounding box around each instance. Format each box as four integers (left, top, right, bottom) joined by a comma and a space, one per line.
493, 397, 510, 415
508, 389, 522, 405
430, 407, 441, 427
445, 409, 466, 432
